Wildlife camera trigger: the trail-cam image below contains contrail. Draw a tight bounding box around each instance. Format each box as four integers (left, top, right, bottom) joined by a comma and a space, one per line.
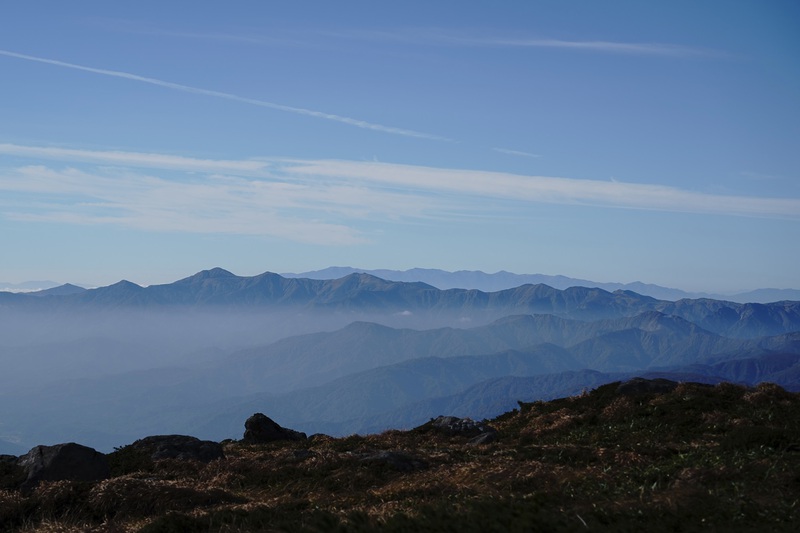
0, 49, 451, 142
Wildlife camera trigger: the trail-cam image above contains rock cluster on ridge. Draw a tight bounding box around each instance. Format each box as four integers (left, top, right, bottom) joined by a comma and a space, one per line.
16, 442, 109, 492
243, 413, 308, 443
124, 435, 224, 462
415, 415, 499, 445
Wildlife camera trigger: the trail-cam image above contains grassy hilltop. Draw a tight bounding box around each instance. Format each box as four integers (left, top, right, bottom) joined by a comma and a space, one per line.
1, 380, 798, 532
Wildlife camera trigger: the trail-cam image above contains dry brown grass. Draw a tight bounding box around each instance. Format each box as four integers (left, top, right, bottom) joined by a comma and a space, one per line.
2, 381, 799, 532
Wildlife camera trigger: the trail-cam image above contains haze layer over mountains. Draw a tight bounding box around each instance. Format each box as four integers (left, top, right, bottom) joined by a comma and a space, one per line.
8, 268, 798, 303
1, 267, 799, 454
283, 267, 800, 303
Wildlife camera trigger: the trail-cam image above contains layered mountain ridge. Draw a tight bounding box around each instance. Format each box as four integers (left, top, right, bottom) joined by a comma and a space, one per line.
0, 267, 798, 454
284, 266, 800, 303
3, 268, 799, 338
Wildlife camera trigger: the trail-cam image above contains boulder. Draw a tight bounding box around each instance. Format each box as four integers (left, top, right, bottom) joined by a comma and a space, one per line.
17, 443, 109, 491
243, 413, 307, 444
125, 435, 224, 462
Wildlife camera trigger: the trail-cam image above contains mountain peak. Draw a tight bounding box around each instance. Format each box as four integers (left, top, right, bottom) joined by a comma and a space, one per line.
28, 283, 87, 297
111, 280, 143, 289
338, 272, 391, 285
178, 268, 237, 283
197, 267, 236, 279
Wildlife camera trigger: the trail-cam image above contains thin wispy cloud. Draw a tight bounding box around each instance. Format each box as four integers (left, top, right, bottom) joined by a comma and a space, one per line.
493, 148, 540, 158
464, 37, 722, 58
2, 145, 797, 231
0, 165, 369, 245
91, 18, 318, 48
0, 143, 269, 174
322, 29, 723, 58
0, 146, 448, 244
83, 22, 723, 59
283, 160, 800, 219
0, 49, 451, 142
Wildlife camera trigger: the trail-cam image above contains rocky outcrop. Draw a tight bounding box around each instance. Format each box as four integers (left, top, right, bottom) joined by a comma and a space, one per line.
415, 415, 498, 445
243, 413, 307, 444
17, 443, 109, 491
125, 435, 224, 462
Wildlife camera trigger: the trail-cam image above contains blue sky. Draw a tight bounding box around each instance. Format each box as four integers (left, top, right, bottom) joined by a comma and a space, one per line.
1, 1, 798, 292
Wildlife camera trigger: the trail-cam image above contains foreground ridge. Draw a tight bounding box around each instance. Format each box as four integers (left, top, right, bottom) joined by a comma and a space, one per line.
1, 379, 798, 532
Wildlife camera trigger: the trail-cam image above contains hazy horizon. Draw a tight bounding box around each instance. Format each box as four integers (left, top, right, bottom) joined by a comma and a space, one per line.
2, 265, 800, 297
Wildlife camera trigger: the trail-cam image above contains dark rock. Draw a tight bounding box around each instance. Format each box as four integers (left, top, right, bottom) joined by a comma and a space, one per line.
243, 413, 307, 444
416, 415, 498, 439
17, 443, 109, 491
616, 378, 681, 396
0, 455, 26, 490
126, 435, 224, 462
358, 451, 427, 472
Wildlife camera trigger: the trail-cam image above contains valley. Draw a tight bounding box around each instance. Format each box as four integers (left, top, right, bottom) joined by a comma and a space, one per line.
1, 268, 798, 454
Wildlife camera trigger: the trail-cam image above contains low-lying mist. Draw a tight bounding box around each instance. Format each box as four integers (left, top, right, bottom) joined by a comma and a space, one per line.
2, 275, 799, 455
0, 306, 501, 452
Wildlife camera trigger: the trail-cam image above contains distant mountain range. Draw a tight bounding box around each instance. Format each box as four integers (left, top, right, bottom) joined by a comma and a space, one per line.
0, 267, 798, 453
4, 267, 799, 302
2, 268, 800, 338
284, 267, 800, 303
